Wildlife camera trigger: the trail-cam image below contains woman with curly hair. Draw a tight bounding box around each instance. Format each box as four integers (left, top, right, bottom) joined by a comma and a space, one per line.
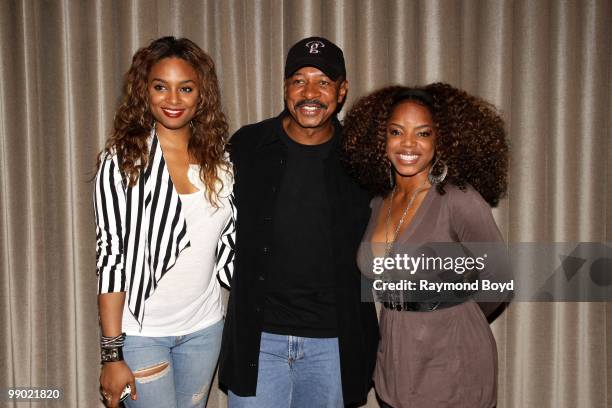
343, 83, 508, 408
94, 36, 234, 408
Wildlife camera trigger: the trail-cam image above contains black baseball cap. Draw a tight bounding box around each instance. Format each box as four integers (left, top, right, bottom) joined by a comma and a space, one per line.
284, 36, 346, 81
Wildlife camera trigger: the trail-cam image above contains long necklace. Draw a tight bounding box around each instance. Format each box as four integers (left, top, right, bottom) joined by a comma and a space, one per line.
384, 178, 429, 257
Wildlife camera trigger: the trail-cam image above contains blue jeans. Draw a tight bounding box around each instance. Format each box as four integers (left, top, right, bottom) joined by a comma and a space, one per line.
228, 332, 343, 408
122, 319, 223, 408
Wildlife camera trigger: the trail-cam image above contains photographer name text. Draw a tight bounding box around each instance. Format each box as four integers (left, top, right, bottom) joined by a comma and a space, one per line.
372, 279, 514, 293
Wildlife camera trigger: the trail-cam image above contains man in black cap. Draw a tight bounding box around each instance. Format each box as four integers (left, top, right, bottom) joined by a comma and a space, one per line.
219, 36, 378, 408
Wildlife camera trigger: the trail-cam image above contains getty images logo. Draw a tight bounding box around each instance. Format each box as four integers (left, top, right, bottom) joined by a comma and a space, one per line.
305, 40, 325, 54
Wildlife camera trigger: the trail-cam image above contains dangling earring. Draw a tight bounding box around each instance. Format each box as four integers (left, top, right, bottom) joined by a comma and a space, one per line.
389, 165, 395, 189
428, 158, 448, 185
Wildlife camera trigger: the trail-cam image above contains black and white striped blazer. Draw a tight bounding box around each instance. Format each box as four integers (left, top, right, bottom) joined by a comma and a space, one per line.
94, 132, 235, 326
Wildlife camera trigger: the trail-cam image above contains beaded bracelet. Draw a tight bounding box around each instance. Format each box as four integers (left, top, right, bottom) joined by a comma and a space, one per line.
100, 333, 126, 363
100, 333, 126, 349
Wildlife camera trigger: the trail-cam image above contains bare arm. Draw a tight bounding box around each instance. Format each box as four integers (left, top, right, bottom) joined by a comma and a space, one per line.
98, 292, 126, 337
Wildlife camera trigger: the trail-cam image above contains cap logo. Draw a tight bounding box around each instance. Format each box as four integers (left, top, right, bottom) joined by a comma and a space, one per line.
305, 40, 325, 54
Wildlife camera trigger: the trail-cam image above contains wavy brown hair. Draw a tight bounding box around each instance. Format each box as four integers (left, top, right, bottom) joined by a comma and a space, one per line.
97, 36, 230, 206
342, 83, 508, 207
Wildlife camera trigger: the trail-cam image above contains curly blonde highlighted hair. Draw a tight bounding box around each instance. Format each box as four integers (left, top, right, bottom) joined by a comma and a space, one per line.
98, 36, 230, 206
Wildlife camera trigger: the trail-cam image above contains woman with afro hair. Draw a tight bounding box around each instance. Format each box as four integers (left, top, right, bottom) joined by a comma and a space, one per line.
342, 83, 508, 408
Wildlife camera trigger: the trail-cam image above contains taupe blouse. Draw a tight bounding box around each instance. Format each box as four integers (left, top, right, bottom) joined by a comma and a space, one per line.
358, 184, 503, 408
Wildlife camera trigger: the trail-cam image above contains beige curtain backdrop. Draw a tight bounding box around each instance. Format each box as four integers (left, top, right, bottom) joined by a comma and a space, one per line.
0, 0, 610, 407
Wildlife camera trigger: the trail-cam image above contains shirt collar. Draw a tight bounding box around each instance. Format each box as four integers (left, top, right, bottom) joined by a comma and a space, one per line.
258, 110, 342, 149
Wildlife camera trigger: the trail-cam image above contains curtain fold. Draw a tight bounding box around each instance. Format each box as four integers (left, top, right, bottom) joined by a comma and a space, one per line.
0, 1, 610, 407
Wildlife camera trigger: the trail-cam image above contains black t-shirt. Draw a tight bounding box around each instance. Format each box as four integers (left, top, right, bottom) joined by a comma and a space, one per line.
262, 121, 338, 337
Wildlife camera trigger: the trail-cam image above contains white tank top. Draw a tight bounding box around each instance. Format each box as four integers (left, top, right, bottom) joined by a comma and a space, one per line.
122, 165, 231, 336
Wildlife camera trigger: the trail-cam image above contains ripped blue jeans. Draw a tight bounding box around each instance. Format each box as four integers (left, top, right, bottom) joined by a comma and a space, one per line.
122, 319, 223, 408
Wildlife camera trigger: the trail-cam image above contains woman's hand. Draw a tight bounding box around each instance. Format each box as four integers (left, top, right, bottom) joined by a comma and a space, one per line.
100, 360, 137, 407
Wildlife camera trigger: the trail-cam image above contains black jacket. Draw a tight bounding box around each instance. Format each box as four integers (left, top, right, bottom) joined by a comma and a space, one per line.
219, 112, 379, 405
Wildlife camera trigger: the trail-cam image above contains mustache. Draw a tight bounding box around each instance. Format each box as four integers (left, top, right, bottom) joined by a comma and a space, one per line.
295, 99, 328, 109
